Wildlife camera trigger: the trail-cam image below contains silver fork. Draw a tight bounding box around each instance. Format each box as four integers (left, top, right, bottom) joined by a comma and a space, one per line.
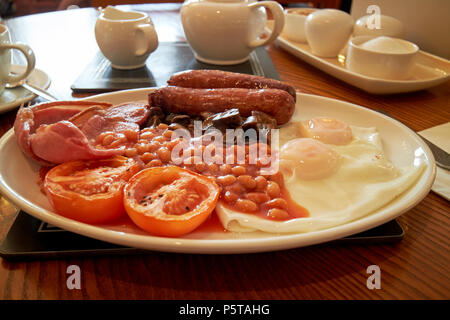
20, 101, 32, 108
17, 101, 32, 111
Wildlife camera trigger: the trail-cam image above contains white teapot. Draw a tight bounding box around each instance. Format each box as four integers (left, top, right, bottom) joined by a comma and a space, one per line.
181, 0, 285, 65
95, 6, 159, 69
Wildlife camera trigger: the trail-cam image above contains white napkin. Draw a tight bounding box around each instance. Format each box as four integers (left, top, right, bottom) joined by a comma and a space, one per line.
418, 122, 450, 201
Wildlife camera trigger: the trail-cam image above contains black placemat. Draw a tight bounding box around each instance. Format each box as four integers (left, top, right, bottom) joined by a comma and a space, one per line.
71, 42, 279, 92
0, 211, 404, 260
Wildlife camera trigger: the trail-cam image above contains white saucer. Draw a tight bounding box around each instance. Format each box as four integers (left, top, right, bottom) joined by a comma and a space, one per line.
0, 65, 51, 114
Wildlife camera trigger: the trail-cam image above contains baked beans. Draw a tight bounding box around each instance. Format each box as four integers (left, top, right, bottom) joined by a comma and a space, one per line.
265, 198, 288, 210
125, 148, 138, 158
237, 175, 256, 190
235, 198, 258, 212
148, 142, 160, 153
124, 129, 138, 142
231, 166, 246, 176
141, 152, 155, 163
167, 139, 181, 151
147, 159, 162, 167
246, 192, 270, 204
227, 182, 246, 195
255, 176, 268, 191
163, 129, 174, 140
223, 191, 238, 203
267, 181, 281, 198
153, 136, 165, 144
267, 208, 289, 220
207, 163, 219, 173
157, 123, 168, 130
139, 131, 155, 141
136, 143, 149, 154
216, 175, 237, 186
94, 126, 294, 221
219, 164, 232, 175
157, 147, 171, 163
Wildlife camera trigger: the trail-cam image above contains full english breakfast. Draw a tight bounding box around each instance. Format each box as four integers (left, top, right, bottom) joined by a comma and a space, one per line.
12, 70, 426, 237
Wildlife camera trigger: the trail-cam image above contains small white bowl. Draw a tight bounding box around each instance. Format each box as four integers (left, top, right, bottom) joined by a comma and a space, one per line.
283, 8, 318, 43
346, 36, 419, 80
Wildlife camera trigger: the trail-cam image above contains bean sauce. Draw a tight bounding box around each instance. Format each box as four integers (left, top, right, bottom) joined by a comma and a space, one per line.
95, 125, 309, 221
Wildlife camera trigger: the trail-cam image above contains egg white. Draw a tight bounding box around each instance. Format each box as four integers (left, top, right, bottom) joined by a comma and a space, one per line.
216, 122, 426, 233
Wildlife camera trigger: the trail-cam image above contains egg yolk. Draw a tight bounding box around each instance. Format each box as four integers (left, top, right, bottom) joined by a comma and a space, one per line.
279, 138, 340, 180
299, 117, 353, 145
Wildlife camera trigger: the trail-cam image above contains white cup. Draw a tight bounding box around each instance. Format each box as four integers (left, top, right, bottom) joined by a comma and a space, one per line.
181, 0, 285, 65
0, 24, 36, 96
305, 9, 354, 58
95, 6, 159, 70
346, 36, 419, 80
283, 8, 318, 43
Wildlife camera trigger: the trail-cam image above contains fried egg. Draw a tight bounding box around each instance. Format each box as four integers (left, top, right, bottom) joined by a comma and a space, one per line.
298, 117, 353, 145
216, 118, 426, 233
279, 138, 341, 180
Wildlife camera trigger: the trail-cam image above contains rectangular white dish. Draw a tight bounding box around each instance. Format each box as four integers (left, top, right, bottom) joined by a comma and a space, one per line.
269, 22, 450, 94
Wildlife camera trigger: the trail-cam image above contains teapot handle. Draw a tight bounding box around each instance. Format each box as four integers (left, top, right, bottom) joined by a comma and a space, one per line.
134, 23, 159, 57
248, 1, 285, 48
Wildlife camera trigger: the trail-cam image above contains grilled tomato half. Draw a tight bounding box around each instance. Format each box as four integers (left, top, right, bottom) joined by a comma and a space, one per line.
123, 166, 220, 237
44, 156, 139, 224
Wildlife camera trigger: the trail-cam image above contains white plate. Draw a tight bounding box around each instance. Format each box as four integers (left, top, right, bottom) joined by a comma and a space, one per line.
0, 65, 51, 114
270, 26, 450, 94
0, 89, 436, 254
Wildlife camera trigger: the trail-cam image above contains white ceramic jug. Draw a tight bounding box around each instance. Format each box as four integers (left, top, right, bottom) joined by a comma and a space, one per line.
95, 6, 159, 70
181, 0, 285, 65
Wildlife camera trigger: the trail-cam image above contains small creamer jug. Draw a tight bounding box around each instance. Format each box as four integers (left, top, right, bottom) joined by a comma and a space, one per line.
95, 6, 159, 69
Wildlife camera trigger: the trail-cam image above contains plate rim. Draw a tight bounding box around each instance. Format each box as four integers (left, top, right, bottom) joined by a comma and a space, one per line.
0, 90, 437, 254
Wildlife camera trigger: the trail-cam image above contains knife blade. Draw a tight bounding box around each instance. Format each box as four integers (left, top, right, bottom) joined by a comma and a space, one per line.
418, 136, 450, 170
376, 109, 450, 170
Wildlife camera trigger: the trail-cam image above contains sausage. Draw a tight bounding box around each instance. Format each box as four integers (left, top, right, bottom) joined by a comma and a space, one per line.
167, 70, 297, 101
149, 86, 295, 125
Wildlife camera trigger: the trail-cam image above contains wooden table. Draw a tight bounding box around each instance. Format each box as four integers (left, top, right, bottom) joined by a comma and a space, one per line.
0, 4, 449, 300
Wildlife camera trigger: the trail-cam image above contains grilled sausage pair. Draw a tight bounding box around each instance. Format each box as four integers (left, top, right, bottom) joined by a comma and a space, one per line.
149, 70, 297, 125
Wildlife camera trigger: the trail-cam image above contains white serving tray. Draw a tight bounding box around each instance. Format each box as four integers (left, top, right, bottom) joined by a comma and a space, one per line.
270, 23, 450, 94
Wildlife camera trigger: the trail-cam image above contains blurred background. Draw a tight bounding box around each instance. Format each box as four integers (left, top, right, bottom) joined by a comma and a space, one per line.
0, 0, 448, 58
0, 0, 348, 17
